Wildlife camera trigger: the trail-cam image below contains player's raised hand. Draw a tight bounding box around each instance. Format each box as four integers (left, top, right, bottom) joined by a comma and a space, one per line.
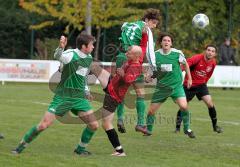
59, 35, 67, 49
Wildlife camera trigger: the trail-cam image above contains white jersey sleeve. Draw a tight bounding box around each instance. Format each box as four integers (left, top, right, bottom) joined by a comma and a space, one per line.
172, 48, 186, 64
54, 47, 73, 64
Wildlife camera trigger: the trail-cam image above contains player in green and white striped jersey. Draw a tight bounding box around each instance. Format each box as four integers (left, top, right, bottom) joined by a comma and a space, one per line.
116, 8, 160, 133
12, 34, 99, 155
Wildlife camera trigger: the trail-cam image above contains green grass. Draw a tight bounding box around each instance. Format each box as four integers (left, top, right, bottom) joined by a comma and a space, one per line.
0, 83, 239, 167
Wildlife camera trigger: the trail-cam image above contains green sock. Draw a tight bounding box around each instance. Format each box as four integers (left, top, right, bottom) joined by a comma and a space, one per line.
16, 125, 41, 152
76, 127, 95, 152
136, 97, 145, 125
181, 110, 191, 131
117, 102, 125, 121
146, 114, 155, 133
23, 125, 41, 144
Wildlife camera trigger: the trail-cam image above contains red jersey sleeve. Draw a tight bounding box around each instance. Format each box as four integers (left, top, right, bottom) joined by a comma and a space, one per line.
139, 32, 148, 64
187, 54, 203, 67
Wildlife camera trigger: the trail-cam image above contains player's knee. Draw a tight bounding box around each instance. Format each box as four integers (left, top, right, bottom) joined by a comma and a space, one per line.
38, 122, 50, 131
148, 107, 156, 115
102, 120, 112, 130
206, 101, 214, 108
89, 121, 99, 131
180, 105, 188, 111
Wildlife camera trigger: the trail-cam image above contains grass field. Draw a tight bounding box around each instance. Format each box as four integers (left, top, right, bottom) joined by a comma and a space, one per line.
0, 83, 239, 167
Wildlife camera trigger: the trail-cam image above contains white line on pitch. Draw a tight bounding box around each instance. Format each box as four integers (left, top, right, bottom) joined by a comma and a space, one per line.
194, 118, 240, 126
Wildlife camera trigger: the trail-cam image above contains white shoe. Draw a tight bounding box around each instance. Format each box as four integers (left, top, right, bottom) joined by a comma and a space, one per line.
111, 151, 126, 157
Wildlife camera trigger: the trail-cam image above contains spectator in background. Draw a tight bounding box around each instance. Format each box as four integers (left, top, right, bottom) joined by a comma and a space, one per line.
218, 38, 237, 90
34, 38, 48, 60
218, 38, 237, 66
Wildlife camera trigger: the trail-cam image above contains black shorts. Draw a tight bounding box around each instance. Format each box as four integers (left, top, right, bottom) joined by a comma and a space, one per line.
103, 79, 119, 113
184, 84, 209, 102
103, 93, 119, 113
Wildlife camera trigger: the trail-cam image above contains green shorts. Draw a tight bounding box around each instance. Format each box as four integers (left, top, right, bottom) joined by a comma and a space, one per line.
116, 52, 144, 83
151, 85, 186, 103
48, 95, 92, 116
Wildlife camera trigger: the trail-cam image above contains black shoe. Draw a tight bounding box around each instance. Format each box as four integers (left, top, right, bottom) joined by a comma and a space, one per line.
184, 129, 196, 138
117, 119, 126, 133
0, 133, 4, 139
213, 126, 223, 133
74, 149, 92, 156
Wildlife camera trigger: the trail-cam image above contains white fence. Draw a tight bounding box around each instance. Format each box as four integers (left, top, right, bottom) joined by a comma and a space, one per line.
0, 59, 240, 87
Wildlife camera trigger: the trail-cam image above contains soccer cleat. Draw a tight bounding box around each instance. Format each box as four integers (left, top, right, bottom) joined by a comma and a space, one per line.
117, 119, 126, 133
143, 131, 152, 136
184, 129, 196, 138
135, 125, 147, 133
213, 126, 223, 133
135, 125, 152, 136
0, 133, 4, 139
111, 151, 126, 157
11, 144, 26, 154
74, 149, 92, 156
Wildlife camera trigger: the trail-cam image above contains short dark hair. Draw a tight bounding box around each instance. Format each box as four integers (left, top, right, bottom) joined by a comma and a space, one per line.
205, 44, 217, 52
76, 33, 95, 50
142, 8, 160, 21
157, 32, 174, 45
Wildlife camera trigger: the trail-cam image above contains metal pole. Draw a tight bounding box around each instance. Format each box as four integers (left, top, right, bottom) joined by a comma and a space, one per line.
165, 0, 168, 32
30, 29, 34, 59
85, 0, 92, 35
228, 0, 232, 39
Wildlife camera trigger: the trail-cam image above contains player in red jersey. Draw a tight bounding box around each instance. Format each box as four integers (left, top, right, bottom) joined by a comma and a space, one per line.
90, 33, 147, 156
175, 44, 223, 133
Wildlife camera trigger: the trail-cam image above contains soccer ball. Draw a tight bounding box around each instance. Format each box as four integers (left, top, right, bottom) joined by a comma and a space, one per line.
192, 13, 209, 29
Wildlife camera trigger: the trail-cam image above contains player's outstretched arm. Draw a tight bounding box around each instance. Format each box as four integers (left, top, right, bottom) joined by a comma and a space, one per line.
54, 35, 67, 60
183, 62, 192, 89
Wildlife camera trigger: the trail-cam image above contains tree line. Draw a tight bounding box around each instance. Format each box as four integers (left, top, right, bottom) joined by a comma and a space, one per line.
0, 0, 239, 63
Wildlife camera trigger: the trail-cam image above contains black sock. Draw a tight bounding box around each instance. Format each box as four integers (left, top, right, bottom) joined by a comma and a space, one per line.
208, 106, 217, 129
106, 129, 123, 153
176, 110, 182, 129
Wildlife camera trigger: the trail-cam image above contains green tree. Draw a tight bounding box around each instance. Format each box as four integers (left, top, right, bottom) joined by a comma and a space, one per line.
19, 0, 163, 60
0, 0, 32, 58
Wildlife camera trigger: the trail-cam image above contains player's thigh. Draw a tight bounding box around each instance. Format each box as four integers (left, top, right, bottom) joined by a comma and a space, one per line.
183, 86, 196, 102
38, 112, 56, 129
201, 95, 214, 108
175, 97, 188, 111
101, 94, 119, 130
196, 84, 209, 100
71, 98, 92, 117
78, 109, 99, 130
172, 86, 186, 102
151, 86, 171, 103
48, 95, 72, 116
148, 102, 162, 115
102, 109, 115, 130
133, 81, 145, 97
172, 86, 188, 110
